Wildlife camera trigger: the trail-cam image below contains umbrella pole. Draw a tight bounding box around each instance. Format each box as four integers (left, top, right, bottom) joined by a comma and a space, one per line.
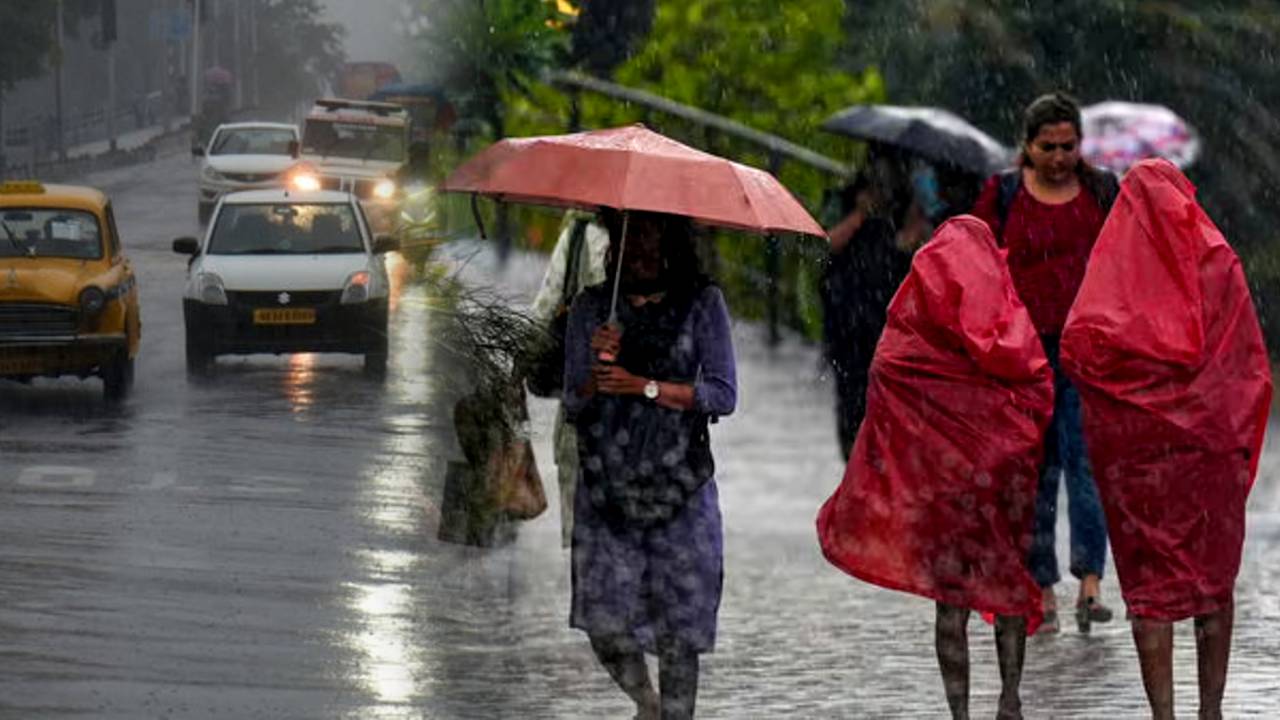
606, 210, 629, 324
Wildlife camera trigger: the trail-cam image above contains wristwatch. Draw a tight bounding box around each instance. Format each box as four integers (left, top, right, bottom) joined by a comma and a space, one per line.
643, 380, 660, 400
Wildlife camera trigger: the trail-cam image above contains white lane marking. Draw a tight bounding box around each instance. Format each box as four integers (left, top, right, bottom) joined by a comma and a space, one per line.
16, 465, 96, 489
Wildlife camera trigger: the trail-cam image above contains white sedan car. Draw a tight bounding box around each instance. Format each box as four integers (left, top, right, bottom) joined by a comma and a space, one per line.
173, 189, 399, 377
193, 122, 299, 224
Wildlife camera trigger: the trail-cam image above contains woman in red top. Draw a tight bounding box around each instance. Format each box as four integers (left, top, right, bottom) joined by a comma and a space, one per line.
971, 93, 1118, 633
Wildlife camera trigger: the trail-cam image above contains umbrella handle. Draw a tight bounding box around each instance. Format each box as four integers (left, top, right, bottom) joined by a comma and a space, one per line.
470, 193, 487, 240
606, 210, 629, 325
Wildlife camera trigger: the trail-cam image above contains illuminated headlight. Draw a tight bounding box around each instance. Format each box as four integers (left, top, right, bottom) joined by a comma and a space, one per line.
372, 178, 396, 200
340, 271, 371, 304
196, 272, 228, 305
291, 172, 321, 192
79, 286, 107, 317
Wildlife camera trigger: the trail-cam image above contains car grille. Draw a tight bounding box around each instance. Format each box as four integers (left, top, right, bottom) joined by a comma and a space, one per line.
222, 171, 282, 183
226, 290, 342, 308
0, 303, 78, 338
318, 175, 379, 200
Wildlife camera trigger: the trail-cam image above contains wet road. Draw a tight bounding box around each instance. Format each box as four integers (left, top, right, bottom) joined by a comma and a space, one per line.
1, 149, 1278, 718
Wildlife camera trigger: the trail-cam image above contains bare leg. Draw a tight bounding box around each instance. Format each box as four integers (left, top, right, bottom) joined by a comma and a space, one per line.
935, 603, 971, 720
1195, 602, 1234, 720
590, 634, 659, 719
658, 640, 699, 720
995, 615, 1027, 719
1131, 618, 1175, 720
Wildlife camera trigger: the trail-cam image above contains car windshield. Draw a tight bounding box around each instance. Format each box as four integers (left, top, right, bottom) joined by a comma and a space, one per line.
301, 119, 405, 163
0, 208, 103, 259
210, 127, 296, 155
207, 203, 364, 255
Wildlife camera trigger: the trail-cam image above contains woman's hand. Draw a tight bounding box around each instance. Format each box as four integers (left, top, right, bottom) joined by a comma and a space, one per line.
590, 323, 622, 361
592, 363, 645, 396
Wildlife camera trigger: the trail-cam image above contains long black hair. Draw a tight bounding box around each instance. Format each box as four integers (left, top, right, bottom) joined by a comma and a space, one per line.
598, 209, 711, 297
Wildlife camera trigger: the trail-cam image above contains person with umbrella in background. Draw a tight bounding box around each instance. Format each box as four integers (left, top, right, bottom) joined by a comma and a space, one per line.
971, 92, 1120, 634
1060, 159, 1271, 720
818, 215, 1055, 720
819, 109, 1000, 459
442, 124, 824, 719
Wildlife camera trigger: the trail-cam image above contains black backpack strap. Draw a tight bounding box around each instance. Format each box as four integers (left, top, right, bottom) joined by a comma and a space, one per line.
995, 169, 1022, 235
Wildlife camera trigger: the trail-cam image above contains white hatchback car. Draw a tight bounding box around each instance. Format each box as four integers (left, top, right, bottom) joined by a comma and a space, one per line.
173, 189, 399, 377
194, 122, 299, 224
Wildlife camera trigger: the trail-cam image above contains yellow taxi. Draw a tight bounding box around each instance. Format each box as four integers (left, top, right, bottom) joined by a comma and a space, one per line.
0, 180, 140, 401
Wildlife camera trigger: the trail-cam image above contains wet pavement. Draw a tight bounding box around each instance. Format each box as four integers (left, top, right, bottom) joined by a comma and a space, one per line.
0, 149, 1278, 718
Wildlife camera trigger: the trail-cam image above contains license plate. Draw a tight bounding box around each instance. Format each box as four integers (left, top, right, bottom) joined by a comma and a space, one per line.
253, 308, 316, 325
0, 354, 45, 375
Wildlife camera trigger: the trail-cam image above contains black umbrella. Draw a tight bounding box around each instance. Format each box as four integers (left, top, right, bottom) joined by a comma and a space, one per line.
822, 104, 1012, 176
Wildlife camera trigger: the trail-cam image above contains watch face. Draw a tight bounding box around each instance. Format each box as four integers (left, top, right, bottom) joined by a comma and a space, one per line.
644, 381, 659, 399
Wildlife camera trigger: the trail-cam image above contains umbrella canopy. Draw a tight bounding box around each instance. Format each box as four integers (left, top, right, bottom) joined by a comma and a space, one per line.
440, 124, 825, 238
1081, 101, 1200, 173
821, 104, 1012, 176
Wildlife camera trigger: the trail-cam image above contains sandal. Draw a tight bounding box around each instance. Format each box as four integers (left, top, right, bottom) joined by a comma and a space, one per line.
1038, 608, 1060, 635
1075, 596, 1114, 634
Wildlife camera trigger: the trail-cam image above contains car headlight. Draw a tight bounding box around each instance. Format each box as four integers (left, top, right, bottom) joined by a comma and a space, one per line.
340, 271, 371, 305
201, 165, 226, 182
372, 178, 396, 200
196, 272, 228, 305
290, 171, 321, 192
79, 286, 107, 318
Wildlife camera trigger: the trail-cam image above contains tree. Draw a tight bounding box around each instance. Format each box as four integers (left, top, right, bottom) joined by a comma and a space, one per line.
415, 0, 569, 140
0, 1, 57, 94
570, 0, 656, 77
253, 0, 346, 118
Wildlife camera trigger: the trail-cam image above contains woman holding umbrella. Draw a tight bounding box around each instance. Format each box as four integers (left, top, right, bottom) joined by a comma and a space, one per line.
1061, 159, 1271, 719
562, 209, 735, 719
442, 125, 823, 719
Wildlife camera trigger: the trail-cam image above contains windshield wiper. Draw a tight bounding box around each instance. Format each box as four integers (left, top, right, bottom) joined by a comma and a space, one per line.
312, 245, 362, 254
1, 221, 33, 257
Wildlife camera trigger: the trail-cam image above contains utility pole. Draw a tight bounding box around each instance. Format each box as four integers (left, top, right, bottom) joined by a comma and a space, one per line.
55, 0, 67, 161
232, 0, 242, 111
248, 0, 259, 108
189, 0, 200, 121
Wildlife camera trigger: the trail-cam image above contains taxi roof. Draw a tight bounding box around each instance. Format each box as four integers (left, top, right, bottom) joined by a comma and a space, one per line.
221, 188, 355, 205
0, 182, 108, 214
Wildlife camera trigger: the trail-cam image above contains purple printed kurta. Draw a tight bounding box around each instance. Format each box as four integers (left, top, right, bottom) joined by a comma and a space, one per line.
563, 284, 737, 652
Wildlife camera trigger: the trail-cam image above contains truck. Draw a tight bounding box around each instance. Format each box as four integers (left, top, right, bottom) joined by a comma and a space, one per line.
296, 98, 410, 234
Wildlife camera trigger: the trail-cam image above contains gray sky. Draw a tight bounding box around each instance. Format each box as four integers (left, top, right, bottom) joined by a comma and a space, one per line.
320, 0, 416, 72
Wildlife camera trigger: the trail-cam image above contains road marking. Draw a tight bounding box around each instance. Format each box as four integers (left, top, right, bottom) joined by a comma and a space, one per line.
16, 465, 96, 489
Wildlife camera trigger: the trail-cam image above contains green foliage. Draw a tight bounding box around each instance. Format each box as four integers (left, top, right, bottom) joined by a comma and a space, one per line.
0, 1, 56, 91
255, 0, 345, 116
415, 0, 569, 139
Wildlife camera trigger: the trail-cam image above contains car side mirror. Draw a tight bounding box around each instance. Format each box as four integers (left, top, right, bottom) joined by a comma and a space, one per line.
372, 235, 400, 254
191, 145, 205, 157
172, 236, 201, 255
287, 139, 300, 159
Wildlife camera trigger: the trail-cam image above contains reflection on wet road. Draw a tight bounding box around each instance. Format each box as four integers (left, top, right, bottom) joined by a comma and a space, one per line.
0, 151, 1277, 718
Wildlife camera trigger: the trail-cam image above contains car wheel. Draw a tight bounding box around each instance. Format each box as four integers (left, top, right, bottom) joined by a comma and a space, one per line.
362, 318, 389, 380
102, 351, 134, 402
185, 319, 214, 377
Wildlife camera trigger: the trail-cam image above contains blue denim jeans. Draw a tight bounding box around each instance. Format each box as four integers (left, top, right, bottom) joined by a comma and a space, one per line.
1028, 336, 1109, 588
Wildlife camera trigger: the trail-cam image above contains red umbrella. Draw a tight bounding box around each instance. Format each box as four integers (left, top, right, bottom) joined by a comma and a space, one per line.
442, 124, 825, 318
441, 124, 825, 238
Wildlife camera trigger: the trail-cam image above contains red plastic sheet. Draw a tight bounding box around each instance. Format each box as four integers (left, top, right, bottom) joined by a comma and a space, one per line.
817, 216, 1053, 626
1060, 159, 1272, 621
